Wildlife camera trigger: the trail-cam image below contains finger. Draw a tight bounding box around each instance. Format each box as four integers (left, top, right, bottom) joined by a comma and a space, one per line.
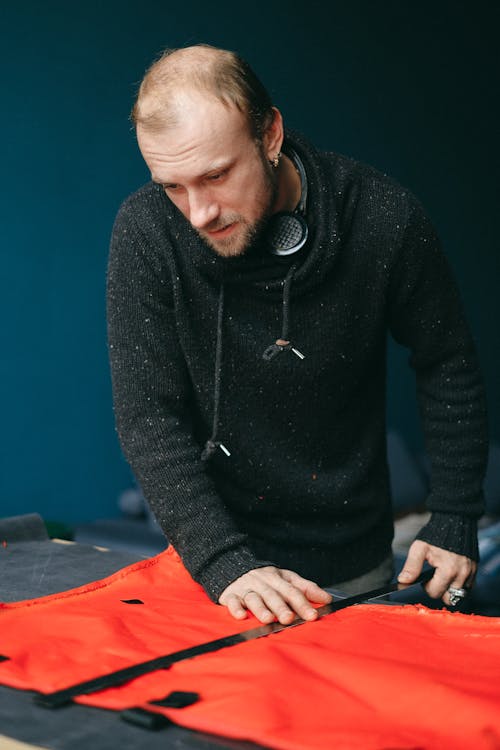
282, 570, 333, 604
426, 565, 454, 599
465, 561, 478, 589
223, 593, 249, 620
257, 584, 316, 624
218, 567, 278, 608
241, 590, 277, 624
428, 562, 470, 601
442, 560, 476, 605
398, 541, 427, 584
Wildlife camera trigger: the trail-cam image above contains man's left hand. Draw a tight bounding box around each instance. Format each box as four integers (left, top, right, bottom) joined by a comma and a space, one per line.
398, 540, 476, 606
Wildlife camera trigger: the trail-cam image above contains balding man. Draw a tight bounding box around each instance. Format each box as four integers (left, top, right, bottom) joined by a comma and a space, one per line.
107, 45, 488, 623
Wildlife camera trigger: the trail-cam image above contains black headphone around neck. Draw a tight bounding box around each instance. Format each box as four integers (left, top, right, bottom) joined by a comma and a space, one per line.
265, 146, 309, 257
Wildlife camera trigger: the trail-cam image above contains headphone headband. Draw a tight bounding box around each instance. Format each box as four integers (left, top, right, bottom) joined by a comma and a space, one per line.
265, 147, 309, 257
285, 146, 308, 215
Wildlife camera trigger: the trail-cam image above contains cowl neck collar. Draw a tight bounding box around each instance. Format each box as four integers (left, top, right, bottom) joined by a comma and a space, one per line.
157, 129, 342, 300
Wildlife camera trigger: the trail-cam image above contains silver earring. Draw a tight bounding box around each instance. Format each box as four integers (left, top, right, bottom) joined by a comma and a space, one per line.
270, 152, 281, 168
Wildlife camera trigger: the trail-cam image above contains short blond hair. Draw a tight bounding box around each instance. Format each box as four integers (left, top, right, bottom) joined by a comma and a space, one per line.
131, 44, 274, 140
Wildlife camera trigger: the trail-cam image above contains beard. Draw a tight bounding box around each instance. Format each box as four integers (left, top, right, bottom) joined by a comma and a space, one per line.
196, 153, 278, 258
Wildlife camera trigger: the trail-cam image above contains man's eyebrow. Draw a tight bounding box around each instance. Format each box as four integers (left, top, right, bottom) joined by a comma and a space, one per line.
203, 159, 233, 174
152, 160, 234, 186
151, 172, 180, 185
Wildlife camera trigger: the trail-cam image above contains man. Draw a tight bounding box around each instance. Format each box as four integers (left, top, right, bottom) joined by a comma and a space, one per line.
107, 44, 488, 624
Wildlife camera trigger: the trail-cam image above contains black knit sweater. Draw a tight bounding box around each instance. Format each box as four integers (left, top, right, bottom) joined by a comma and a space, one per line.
107, 131, 488, 602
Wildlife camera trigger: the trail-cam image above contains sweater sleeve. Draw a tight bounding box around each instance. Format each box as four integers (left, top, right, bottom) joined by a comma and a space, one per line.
107, 198, 265, 601
387, 195, 488, 560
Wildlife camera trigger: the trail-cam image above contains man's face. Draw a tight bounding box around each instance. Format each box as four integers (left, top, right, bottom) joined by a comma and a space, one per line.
137, 91, 278, 257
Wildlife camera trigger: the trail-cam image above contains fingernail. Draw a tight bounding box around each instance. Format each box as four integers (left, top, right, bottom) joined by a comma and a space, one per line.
398, 571, 411, 582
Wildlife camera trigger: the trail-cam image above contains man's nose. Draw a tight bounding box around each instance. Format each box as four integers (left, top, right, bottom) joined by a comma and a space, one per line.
188, 191, 219, 229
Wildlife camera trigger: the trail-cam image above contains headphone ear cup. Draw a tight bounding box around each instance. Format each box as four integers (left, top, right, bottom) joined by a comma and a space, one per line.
266, 212, 309, 257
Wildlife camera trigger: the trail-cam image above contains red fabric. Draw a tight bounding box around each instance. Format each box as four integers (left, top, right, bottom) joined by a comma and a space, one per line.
1, 547, 500, 750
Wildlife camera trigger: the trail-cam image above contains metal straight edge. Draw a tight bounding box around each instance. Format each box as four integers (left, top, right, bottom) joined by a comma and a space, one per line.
34, 568, 434, 709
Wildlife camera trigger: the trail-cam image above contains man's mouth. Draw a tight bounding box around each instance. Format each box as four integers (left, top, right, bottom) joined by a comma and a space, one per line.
205, 222, 237, 238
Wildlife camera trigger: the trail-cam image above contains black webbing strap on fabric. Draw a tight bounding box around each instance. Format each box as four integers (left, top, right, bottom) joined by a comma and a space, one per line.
34, 569, 434, 709
121, 707, 173, 730
150, 690, 200, 708
120, 693, 200, 732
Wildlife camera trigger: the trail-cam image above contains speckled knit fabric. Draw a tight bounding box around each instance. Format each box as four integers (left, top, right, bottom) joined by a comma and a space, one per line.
107, 130, 488, 602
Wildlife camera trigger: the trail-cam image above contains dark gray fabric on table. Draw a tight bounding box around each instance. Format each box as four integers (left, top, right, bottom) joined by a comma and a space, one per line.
0, 539, 145, 602
0, 685, 261, 750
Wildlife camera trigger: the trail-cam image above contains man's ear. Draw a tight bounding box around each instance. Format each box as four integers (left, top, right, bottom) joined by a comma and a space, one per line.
262, 107, 284, 161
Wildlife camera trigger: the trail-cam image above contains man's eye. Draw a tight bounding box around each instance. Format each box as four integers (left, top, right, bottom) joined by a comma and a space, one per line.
207, 170, 227, 182
163, 184, 179, 191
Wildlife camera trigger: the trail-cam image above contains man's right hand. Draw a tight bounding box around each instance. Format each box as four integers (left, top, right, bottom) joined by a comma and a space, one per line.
218, 566, 332, 624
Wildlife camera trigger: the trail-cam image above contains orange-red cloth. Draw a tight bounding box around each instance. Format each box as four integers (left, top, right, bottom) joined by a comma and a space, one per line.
1, 547, 500, 750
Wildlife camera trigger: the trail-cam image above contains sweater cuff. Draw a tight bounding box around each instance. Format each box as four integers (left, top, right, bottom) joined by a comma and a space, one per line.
415, 512, 479, 561
198, 547, 275, 603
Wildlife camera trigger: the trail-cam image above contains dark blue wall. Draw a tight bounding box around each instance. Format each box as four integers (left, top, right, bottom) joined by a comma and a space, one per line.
2, 1, 498, 524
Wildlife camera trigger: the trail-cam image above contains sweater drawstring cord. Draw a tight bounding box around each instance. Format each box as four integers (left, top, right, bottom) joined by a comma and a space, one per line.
262, 264, 305, 362
201, 284, 230, 462
202, 264, 304, 463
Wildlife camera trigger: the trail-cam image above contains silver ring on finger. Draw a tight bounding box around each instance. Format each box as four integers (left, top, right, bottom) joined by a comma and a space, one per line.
448, 586, 467, 607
